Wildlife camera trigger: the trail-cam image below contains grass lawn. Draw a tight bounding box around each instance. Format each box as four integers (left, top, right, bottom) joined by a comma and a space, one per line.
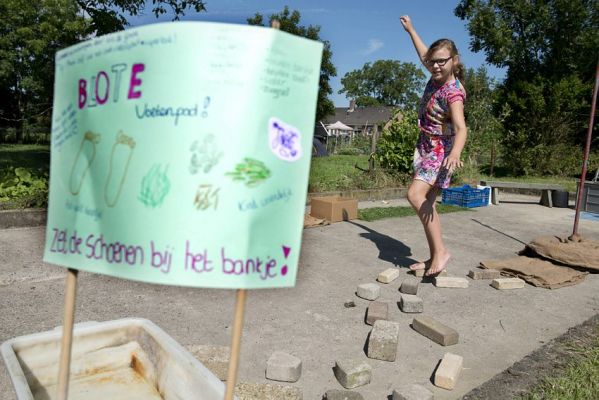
358, 203, 470, 221
465, 173, 581, 193
309, 155, 409, 192
519, 326, 599, 400
0, 144, 50, 173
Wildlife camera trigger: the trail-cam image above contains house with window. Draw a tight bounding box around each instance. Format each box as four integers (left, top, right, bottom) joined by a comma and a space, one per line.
321, 100, 396, 136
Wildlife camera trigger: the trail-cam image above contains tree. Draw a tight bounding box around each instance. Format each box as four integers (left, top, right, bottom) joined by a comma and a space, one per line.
76, 0, 207, 35
247, 6, 337, 121
455, 0, 599, 174
0, 0, 88, 143
339, 60, 426, 110
461, 66, 505, 175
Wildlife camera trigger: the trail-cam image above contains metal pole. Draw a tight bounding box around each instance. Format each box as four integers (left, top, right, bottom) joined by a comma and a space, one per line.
572, 58, 599, 238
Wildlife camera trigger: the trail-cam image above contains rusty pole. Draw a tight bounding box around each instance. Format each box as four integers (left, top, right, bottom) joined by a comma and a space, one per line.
572, 58, 599, 238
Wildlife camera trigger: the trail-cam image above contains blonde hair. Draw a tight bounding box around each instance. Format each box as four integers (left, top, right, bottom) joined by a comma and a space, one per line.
425, 39, 464, 82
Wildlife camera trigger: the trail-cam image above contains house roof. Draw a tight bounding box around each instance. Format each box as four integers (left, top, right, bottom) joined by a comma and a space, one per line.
322, 106, 395, 126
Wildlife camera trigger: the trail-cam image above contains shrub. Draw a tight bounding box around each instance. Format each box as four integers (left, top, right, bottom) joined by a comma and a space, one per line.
376, 109, 419, 173
0, 167, 49, 209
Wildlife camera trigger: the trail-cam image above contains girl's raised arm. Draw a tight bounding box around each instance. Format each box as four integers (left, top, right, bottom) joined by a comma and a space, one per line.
400, 15, 433, 73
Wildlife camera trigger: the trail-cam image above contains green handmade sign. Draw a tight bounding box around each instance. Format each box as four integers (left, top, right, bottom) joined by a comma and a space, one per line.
43, 22, 323, 289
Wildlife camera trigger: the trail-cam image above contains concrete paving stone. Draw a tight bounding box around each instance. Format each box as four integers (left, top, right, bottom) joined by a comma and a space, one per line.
235, 382, 302, 400
412, 269, 448, 278
399, 294, 423, 313
366, 301, 389, 325
333, 359, 372, 389
323, 389, 364, 400
434, 352, 463, 390
367, 320, 400, 362
491, 277, 526, 290
400, 277, 419, 295
356, 283, 380, 300
266, 351, 302, 382
186, 344, 229, 381
412, 316, 459, 346
392, 383, 434, 400
434, 276, 469, 288
377, 268, 400, 283
468, 268, 502, 280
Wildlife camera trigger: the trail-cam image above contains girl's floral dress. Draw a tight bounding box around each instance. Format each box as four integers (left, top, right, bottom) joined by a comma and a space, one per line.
413, 78, 465, 188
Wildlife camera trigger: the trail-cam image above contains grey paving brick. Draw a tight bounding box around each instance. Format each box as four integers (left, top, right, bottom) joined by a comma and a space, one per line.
399, 294, 423, 313
366, 301, 389, 325
266, 351, 302, 382
333, 359, 372, 389
468, 268, 501, 280
400, 277, 419, 295
412, 316, 459, 346
378, 268, 400, 283
491, 277, 525, 289
356, 283, 380, 300
392, 383, 434, 400
434, 352, 463, 390
323, 389, 364, 400
367, 320, 400, 361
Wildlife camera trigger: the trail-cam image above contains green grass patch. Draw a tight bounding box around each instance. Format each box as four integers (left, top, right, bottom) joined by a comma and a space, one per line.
358, 203, 469, 222
309, 155, 409, 192
0, 144, 50, 173
519, 327, 599, 400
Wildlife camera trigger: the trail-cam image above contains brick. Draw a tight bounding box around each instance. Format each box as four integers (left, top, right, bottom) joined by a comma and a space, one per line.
186, 344, 229, 381
491, 277, 525, 289
412, 269, 448, 278
412, 316, 458, 346
366, 301, 389, 325
367, 320, 400, 362
334, 359, 372, 389
324, 389, 364, 400
399, 294, 423, 313
400, 277, 419, 295
434, 276, 469, 288
434, 352, 463, 390
356, 283, 380, 300
235, 382, 302, 400
392, 384, 434, 400
468, 268, 501, 280
266, 351, 301, 382
378, 268, 400, 283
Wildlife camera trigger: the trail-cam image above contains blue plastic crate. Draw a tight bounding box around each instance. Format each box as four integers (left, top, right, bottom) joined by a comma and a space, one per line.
442, 185, 490, 208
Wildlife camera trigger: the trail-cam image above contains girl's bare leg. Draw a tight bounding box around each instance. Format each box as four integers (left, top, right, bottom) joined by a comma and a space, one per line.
407, 180, 451, 275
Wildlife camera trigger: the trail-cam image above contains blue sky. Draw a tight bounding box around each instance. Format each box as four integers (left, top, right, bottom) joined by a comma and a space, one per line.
127, 0, 505, 107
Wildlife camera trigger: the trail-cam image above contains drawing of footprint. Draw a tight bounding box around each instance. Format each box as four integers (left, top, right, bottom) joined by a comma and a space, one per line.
138, 164, 171, 208
225, 158, 271, 187
68, 131, 100, 195
104, 131, 135, 207
189, 134, 223, 174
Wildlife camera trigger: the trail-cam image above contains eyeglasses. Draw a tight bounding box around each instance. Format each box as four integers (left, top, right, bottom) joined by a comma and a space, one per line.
425, 56, 452, 67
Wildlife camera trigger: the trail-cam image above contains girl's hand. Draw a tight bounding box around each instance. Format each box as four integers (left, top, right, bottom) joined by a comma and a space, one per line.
400, 15, 413, 32
442, 153, 463, 173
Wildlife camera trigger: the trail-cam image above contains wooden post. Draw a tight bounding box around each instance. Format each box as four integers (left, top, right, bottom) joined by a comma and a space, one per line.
56, 268, 79, 400
369, 124, 378, 173
224, 289, 247, 400
223, 18, 280, 400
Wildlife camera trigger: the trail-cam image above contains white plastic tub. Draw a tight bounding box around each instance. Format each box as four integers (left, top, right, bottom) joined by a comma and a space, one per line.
1, 318, 231, 400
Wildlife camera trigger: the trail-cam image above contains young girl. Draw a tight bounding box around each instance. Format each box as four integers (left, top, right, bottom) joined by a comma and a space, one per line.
400, 15, 467, 276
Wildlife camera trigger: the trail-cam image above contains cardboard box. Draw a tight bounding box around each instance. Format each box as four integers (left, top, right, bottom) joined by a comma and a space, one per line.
310, 196, 358, 222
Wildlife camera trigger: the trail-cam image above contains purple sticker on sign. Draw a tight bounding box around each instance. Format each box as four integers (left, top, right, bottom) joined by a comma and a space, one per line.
268, 117, 302, 162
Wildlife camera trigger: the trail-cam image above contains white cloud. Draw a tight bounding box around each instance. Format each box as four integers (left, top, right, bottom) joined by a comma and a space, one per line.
362, 39, 384, 55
